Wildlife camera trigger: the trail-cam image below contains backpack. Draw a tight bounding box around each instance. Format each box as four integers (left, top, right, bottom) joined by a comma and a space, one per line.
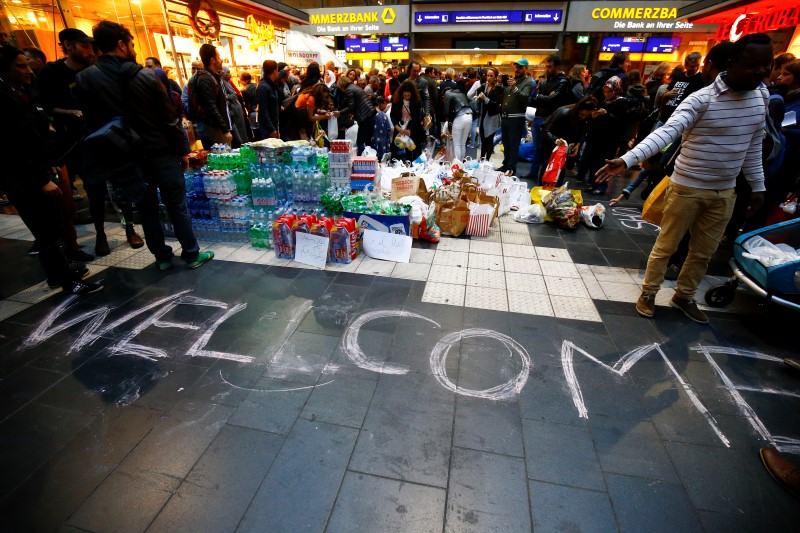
588, 68, 623, 101
81, 64, 147, 201
763, 94, 785, 173
185, 70, 216, 122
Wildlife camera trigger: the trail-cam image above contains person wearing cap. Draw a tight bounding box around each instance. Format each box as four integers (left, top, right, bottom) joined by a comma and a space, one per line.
498, 58, 534, 175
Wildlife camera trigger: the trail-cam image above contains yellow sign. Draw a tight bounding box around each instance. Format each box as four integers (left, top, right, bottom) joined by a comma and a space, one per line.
381, 8, 396, 25
246, 15, 276, 49
310, 12, 379, 24
591, 7, 677, 20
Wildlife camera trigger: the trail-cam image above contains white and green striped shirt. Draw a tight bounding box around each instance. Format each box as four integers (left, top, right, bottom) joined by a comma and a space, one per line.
622, 73, 768, 192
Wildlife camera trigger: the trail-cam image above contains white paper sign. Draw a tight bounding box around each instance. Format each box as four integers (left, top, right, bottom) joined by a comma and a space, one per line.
294, 232, 329, 269
362, 229, 412, 263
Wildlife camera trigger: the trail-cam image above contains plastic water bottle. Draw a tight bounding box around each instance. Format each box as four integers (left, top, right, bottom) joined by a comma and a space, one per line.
284, 166, 294, 204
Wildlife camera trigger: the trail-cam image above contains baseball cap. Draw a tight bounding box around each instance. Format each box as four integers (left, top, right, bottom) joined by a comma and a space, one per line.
513, 58, 529, 66
58, 28, 93, 44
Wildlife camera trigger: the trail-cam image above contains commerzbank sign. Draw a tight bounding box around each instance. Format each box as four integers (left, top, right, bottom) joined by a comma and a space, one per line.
296, 5, 410, 35
566, 1, 716, 32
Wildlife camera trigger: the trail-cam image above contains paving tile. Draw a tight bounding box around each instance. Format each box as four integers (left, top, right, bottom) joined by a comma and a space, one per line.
67, 469, 180, 533
529, 481, 616, 533
422, 282, 465, 306
227, 377, 313, 434
539, 260, 581, 279
534, 247, 572, 262
472, 228, 502, 242
390, 261, 431, 281
410, 247, 436, 264
0, 299, 33, 321
508, 292, 554, 316
349, 372, 454, 487
0, 365, 63, 420
505, 272, 547, 294
549, 295, 601, 322
454, 396, 524, 457
565, 244, 610, 266
503, 256, 542, 274
300, 374, 377, 428
5, 281, 61, 305
356, 257, 396, 277
148, 425, 284, 533
427, 264, 467, 284
518, 364, 587, 425
544, 276, 590, 298
469, 240, 503, 255
0, 405, 162, 532
466, 268, 506, 289
591, 423, 679, 482
605, 473, 703, 533
326, 472, 446, 533
433, 250, 469, 267
522, 418, 605, 491
467, 253, 504, 271
464, 285, 508, 311
238, 419, 358, 532
436, 238, 470, 252
590, 265, 637, 284
501, 231, 534, 245
602, 281, 643, 302
446, 447, 530, 533
502, 243, 537, 259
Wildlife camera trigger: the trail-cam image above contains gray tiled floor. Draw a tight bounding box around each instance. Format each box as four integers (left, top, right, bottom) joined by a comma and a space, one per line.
1, 197, 799, 531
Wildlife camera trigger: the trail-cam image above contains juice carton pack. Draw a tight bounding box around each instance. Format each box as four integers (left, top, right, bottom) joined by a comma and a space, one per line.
310, 217, 335, 262
330, 217, 358, 264
272, 213, 297, 259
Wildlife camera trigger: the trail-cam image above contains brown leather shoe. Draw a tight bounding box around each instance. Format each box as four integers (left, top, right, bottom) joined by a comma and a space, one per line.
670, 295, 709, 324
636, 292, 656, 318
95, 236, 111, 256
760, 447, 800, 500
785, 358, 800, 372
126, 226, 144, 249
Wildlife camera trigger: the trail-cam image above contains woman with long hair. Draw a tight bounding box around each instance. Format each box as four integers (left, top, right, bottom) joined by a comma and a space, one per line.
645, 62, 670, 113
441, 84, 473, 162
567, 65, 586, 102
296, 62, 321, 94
468, 67, 504, 160
390, 80, 425, 161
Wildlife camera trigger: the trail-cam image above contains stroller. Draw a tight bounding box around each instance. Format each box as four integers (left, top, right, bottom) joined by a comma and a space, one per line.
705, 218, 800, 311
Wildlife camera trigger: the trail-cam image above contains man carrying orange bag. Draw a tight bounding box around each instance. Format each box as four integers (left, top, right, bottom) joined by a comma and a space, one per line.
596, 35, 772, 324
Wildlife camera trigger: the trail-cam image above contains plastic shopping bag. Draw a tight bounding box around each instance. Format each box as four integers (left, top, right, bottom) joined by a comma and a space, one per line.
642, 176, 670, 225
580, 203, 606, 229
541, 144, 568, 190
328, 115, 339, 140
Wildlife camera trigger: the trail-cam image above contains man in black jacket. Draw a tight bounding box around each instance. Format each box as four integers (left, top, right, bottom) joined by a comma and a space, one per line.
257, 60, 280, 139
335, 76, 377, 155
0, 46, 102, 295
75, 21, 212, 271
191, 44, 232, 148
527, 55, 572, 180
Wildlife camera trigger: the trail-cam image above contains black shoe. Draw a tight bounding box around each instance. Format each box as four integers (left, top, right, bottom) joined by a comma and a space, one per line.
68, 261, 89, 278
63, 279, 104, 295
28, 242, 39, 255
68, 249, 95, 262
495, 165, 509, 172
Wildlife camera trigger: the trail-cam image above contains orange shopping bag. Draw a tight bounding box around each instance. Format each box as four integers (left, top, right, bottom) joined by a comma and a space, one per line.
641, 176, 670, 225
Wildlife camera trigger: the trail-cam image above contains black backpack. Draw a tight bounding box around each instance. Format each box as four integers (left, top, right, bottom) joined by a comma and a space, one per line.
588, 68, 623, 101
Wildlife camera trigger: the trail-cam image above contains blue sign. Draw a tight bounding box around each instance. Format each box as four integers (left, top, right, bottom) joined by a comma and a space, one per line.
415, 11, 449, 25
523, 10, 563, 24
345, 38, 380, 53
381, 37, 409, 52
600, 36, 645, 53
645, 37, 681, 54
451, 10, 523, 24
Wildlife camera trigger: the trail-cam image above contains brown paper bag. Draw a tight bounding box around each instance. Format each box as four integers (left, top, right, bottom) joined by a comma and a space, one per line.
460, 184, 500, 224
391, 173, 429, 202
435, 199, 471, 237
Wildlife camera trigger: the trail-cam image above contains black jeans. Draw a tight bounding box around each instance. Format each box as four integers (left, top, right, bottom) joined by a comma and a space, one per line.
500, 117, 526, 172
356, 115, 376, 156
137, 155, 200, 263
5, 182, 74, 287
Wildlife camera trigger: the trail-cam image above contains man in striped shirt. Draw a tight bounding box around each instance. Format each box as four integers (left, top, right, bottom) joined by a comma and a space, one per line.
596, 33, 774, 324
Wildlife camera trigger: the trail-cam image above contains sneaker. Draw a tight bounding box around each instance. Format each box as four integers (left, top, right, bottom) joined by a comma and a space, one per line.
0, 193, 8, 205
636, 292, 656, 318
126, 226, 145, 249
670, 295, 709, 324
28, 242, 39, 255
95, 237, 111, 257
664, 264, 680, 281
67, 249, 95, 262
64, 279, 104, 295
67, 261, 89, 278
187, 250, 214, 269
157, 259, 173, 271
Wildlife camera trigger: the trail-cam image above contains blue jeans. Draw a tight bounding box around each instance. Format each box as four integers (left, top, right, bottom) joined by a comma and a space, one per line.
501, 117, 526, 172
138, 154, 200, 263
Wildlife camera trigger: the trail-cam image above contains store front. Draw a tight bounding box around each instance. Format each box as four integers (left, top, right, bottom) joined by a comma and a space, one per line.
0, 0, 306, 85
679, 0, 800, 56
563, 1, 718, 78
291, 5, 410, 70
410, 2, 566, 75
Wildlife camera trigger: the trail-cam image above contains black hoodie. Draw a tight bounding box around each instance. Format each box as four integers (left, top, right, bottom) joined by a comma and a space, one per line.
74, 54, 188, 160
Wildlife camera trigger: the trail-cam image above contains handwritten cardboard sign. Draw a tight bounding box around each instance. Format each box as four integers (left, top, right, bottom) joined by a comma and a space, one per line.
294, 232, 329, 269
362, 229, 412, 263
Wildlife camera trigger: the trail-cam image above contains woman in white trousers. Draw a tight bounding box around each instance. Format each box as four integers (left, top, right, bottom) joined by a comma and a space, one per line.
441, 86, 473, 162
